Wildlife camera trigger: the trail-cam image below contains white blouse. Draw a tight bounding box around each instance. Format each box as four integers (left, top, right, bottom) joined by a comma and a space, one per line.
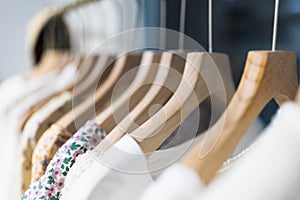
61, 135, 153, 200
61, 118, 263, 200
194, 102, 300, 200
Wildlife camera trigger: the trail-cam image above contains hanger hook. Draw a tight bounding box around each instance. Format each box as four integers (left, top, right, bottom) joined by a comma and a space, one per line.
208, 0, 213, 53
179, 0, 187, 49
272, 0, 280, 51
160, 0, 167, 50
135, 0, 142, 28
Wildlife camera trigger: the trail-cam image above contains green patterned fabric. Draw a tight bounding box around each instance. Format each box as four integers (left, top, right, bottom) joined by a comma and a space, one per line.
22, 121, 106, 200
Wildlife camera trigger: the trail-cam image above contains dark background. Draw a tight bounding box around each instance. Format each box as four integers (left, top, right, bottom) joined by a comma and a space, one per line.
163, 0, 300, 124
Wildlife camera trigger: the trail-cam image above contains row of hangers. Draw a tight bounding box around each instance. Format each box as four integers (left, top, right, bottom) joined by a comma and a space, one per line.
24, 0, 298, 185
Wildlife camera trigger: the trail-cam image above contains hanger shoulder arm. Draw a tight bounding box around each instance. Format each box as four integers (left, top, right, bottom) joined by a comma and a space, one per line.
181, 50, 298, 184
95, 52, 159, 132
130, 53, 210, 153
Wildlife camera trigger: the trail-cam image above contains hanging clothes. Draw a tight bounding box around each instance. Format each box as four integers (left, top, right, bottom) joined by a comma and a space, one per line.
18, 92, 72, 193
0, 68, 62, 200
59, 118, 263, 200
194, 102, 300, 200
22, 121, 106, 200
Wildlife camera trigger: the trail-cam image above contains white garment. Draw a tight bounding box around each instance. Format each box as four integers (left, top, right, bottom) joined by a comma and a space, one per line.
21, 91, 72, 148
8, 63, 76, 123
138, 119, 264, 200
139, 164, 204, 200
62, 135, 153, 200
62, 116, 263, 200
16, 92, 72, 195
194, 102, 300, 200
0, 70, 59, 200
0, 70, 58, 117
147, 117, 264, 179
3, 63, 76, 199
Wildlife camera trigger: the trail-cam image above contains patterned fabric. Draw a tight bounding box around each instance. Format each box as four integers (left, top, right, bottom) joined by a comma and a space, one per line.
22, 121, 106, 200
19, 92, 72, 193
30, 125, 72, 183
60, 151, 94, 199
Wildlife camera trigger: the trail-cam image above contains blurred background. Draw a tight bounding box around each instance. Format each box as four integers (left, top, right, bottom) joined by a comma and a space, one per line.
0, 0, 300, 123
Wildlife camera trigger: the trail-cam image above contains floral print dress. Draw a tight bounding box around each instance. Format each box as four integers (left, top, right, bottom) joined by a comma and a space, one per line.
22, 120, 106, 200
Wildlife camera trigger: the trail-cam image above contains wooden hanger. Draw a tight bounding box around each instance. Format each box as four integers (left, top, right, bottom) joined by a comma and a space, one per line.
295, 89, 300, 104
27, 10, 71, 65
20, 55, 115, 144
18, 54, 109, 132
129, 52, 235, 154
55, 53, 142, 134
181, 50, 297, 184
23, 0, 115, 128
18, 51, 83, 131
18, 54, 114, 194
96, 51, 187, 151
95, 0, 202, 151
71, 54, 100, 90
27, 0, 103, 65
180, 0, 298, 185
25, 1, 105, 83
27, 50, 77, 80
18, 92, 62, 132
18, 53, 97, 131
95, 51, 161, 132
72, 54, 115, 104
97, 0, 235, 152
19, 0, 116, 132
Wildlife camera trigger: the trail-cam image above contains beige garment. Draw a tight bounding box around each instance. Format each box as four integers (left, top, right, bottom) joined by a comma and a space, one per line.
18, 92, 72, 193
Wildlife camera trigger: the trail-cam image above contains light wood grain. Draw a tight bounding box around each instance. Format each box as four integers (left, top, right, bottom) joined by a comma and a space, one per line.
71, 55, 98, 91
181, 51, 298, 185
18, 92, 61, 132
18, 51, 82, 131
295, 89, 300, 104
18, 53, 99, 132
27, 50, 75, 80
27, 0, 100, 64
95, 52, 186, 152
27, 8, 65, 64
95, 51, 161, 132
20, 55, 114, 137
56, 54, 141, 134
130, 52, 234, 155
72, 54, 114, 104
